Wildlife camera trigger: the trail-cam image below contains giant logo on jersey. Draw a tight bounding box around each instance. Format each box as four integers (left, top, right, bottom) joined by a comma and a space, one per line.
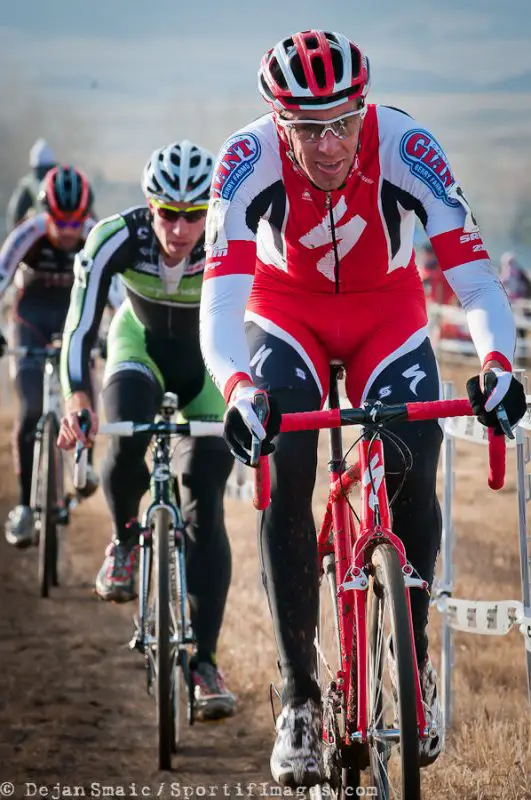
212, 133, 261, 200
399, 129, 459, 208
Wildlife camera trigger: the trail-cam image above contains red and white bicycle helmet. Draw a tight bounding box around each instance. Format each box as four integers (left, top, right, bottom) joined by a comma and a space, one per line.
39, 165, 93, 222
258, 30, 371, 112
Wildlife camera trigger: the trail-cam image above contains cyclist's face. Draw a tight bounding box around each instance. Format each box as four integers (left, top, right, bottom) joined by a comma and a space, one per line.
46, 216, 85, 249
278, 99, 363, 191
150, 202, 208, 264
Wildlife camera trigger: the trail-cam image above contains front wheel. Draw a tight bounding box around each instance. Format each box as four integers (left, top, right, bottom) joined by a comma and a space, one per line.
367, 543, 421, 799
154, 507, 173, 770
32, 414, 60, 598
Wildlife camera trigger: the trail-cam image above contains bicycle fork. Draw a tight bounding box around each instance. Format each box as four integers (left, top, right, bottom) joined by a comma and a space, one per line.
131, 511, 193, 660
347, 432, 429, 744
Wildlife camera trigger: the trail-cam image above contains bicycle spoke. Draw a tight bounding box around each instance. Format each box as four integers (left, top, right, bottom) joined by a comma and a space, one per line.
314, 634, 335, 681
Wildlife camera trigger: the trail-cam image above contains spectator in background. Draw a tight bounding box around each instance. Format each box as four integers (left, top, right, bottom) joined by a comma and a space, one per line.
417, 242, 456, 306
499, 251, 531, 303
500, 252, 531, 343
6, 139, 57, 232
417, 242, 470, 343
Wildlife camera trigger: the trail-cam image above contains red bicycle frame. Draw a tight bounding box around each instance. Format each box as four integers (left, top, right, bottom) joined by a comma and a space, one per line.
253, 387, 506, 745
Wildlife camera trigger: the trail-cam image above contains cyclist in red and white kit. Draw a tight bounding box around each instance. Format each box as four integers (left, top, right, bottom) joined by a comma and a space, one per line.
199, 30, 527, 787
0, 166, 101, 546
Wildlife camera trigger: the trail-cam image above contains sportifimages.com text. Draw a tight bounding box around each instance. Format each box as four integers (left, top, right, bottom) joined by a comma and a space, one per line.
0, 783, 378, 798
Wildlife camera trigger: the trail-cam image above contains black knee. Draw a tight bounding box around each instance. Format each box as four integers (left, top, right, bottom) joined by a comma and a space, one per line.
16, 368, 43, 434
267, 388, 320, 501
100, 369, 161, 536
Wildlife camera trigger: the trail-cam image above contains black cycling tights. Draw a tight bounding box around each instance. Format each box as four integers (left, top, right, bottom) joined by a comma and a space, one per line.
259, 388, 442, 703
101, 369, 234, 658
13, 290, 93, 506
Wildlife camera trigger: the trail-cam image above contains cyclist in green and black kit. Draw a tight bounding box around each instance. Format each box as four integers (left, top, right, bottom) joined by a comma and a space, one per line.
58, 140, 236, 720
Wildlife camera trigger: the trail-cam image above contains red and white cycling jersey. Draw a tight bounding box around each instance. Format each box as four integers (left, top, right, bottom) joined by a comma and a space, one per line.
200, 104, 515, 401
0, 212, 95, 295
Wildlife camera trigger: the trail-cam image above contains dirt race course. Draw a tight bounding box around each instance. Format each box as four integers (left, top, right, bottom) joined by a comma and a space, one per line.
0, 363, 530, 800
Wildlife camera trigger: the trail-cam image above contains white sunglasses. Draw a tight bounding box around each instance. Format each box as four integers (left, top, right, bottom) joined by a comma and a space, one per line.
275, 108, 365, 142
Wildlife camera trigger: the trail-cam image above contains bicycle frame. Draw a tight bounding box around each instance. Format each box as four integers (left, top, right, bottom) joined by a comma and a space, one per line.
42, 348, 63, 418
13, 344, 70, 527
74, 404, 227, 767
135, 411, 194, 659
315, 368, 428, 746
252, 379, 506, 792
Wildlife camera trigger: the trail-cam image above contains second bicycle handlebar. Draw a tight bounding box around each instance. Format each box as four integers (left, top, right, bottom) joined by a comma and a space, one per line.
253, 397, 506, 510
73, 419, 225, 490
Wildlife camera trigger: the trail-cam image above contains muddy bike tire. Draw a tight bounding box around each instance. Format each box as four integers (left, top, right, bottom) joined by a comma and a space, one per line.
154, 507, 173, 770
367, 543, 421, 799
35, 414, 59, 598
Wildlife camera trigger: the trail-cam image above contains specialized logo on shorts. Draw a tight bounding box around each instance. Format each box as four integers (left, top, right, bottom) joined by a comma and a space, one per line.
399, 129, 459, 207
402, 363, 426, 396
212, 133, 261, 200
250, 344, 272, 378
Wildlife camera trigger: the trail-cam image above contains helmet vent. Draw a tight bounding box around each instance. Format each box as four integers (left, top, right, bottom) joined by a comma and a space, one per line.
331, 49, 344, 83
350, 44, 361, 80
270, 57, 289, 90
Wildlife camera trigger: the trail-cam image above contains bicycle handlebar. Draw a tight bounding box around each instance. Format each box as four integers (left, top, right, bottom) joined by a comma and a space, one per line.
71, 418, 224, 490
4, 346, 101, 359
97, 420, 225, 437
252, 397, 507, 510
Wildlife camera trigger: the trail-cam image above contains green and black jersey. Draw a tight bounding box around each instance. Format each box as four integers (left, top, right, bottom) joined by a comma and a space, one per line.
61, 205, 209, 401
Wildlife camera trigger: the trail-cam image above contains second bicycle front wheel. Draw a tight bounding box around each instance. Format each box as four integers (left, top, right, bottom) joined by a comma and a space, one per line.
367, 543, 421, 799
154, 507, 174, 770
33, 414, 60, 598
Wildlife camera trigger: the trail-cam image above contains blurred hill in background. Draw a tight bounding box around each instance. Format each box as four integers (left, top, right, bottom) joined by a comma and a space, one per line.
1, 0, 530, 261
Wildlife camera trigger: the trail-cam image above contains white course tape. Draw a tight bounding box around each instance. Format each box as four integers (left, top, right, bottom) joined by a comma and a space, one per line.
444, 395, 531, 443
438, 597, 531, 651
445, 415, 517, 448
225, 460, 254, 502
519, 404, 531, 433
429, 302, 531, 333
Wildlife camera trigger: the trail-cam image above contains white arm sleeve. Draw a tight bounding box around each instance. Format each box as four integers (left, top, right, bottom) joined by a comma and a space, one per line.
199, 273, 254, 398
0, 214, 45, 297
444, 260, 516, 366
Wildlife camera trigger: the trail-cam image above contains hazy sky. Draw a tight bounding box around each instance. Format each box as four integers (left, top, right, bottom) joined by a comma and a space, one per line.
1, 0, 531, 256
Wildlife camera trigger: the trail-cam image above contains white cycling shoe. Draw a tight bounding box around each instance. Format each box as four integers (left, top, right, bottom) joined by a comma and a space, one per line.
270, 697, 324, 787
5, 505, 36, 547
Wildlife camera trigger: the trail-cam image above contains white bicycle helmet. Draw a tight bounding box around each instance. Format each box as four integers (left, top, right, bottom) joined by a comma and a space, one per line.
30, 138, 55, 168
142, 139, 215, 205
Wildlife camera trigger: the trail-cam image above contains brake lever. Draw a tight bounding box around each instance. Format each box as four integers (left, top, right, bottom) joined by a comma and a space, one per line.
250, 393, 269, 467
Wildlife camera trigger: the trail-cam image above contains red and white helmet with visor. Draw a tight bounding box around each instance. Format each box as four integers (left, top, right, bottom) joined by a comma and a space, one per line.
258, 30, 371, 112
